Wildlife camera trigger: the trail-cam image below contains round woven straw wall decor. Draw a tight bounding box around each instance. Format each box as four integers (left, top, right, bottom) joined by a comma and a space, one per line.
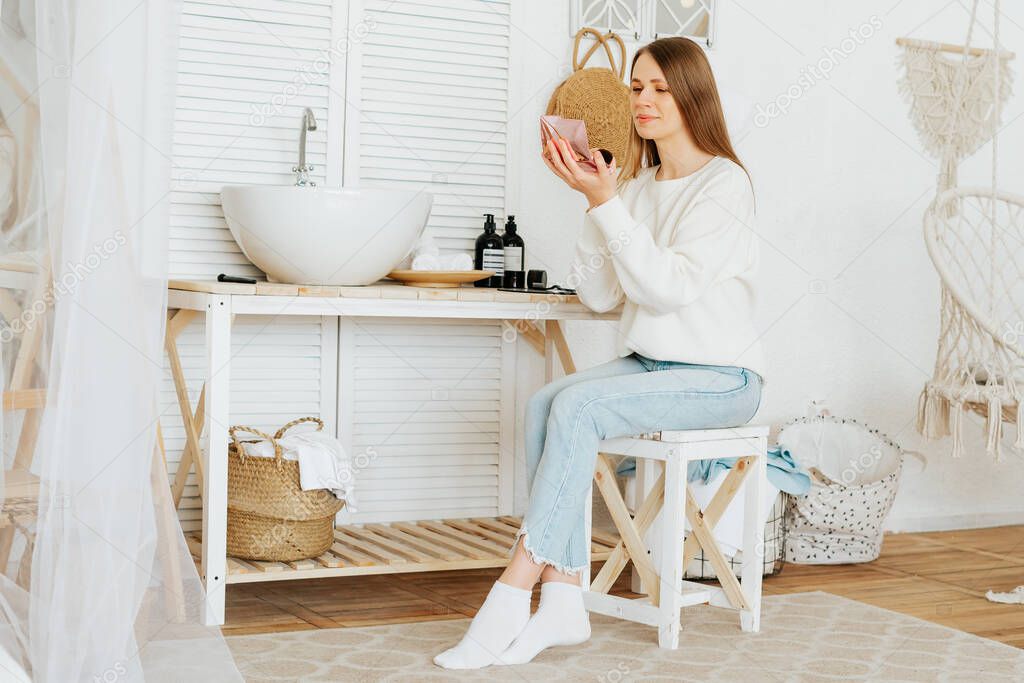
546, 27, 632, 166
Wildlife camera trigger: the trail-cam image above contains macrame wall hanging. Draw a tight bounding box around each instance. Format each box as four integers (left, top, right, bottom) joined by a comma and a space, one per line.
897, 0, 1023, 462
897, 35, 1013, 199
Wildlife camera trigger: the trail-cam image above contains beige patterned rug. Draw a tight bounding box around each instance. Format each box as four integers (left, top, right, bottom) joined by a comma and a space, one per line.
227, 591, 1024, 682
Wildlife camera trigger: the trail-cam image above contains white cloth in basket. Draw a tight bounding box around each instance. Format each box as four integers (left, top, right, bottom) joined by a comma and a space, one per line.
642, 473, 779, 573
242, 430, 358, 513
686, 471, 781, 557
778, 416, 903, 563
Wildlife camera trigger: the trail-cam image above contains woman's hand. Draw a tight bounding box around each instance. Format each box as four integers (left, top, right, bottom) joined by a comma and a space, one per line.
541, 139, 617, 210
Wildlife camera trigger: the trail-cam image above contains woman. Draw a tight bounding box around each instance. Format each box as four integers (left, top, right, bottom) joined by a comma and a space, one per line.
435, 36, 767, 669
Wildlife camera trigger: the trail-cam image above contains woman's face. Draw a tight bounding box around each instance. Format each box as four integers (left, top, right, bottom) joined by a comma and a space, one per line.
630, 51, 684, 140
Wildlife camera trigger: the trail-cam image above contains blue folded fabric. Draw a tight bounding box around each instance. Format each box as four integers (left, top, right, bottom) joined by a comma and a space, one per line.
615, 446, 811, 496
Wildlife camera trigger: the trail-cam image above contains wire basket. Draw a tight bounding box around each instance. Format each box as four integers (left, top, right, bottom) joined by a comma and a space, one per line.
683, 491, 787, 579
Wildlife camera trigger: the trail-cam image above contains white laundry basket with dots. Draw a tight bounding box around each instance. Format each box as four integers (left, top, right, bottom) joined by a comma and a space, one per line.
778, 415, 908, 564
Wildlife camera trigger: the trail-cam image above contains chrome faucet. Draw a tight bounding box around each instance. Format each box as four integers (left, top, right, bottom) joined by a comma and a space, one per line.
293, 107, 318, 187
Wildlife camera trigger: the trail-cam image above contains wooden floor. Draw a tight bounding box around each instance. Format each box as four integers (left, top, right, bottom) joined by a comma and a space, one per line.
224, 524, 1024, 648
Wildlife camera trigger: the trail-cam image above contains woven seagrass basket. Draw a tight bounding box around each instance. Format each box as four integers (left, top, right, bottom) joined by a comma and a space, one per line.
545, 27, 632, 166
226, 417, 344, 562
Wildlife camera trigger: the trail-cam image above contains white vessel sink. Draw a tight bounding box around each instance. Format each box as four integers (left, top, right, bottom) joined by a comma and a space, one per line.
220, 185, 433, 286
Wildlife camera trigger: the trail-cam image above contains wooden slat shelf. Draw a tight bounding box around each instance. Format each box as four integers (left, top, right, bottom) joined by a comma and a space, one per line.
187, 516, 620, 585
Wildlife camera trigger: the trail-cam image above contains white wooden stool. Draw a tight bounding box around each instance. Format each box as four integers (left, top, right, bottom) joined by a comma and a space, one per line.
582, 424, 769, 649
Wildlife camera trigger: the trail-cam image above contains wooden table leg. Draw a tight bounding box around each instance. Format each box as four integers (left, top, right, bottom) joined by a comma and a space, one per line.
517, 319, 572, 374
502, 319, 544, 356
543, 320, 558, 382
170, 384, 206, 505
164, 309, 204, 506
545, 320, 576, 374
202, 295, 231, 626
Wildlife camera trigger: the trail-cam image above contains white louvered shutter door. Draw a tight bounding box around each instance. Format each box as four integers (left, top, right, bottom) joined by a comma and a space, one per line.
354, 0, 511, 253
171, 0, 335, 275
164, 0, 338, 530
339, 0, 514, 524
339, 318, 515, 524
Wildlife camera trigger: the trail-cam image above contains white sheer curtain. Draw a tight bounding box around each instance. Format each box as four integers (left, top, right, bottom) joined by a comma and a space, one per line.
0, 0, 241, 680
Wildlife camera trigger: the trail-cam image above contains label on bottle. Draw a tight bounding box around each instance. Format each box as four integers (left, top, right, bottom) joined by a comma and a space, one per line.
482, 248, 504, 275
503, 246, 523, 271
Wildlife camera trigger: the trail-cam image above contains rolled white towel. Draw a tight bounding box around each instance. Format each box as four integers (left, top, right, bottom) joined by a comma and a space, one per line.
443, 252, 474, 271
411, 253, 442, 270
412, 252, 474, 271
397, 234, 441, 269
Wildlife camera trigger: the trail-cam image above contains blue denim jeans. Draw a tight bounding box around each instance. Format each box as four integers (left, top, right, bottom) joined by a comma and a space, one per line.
512, 351, 764, 575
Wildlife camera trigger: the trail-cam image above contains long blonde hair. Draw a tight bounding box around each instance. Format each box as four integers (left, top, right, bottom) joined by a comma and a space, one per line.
618, 37, 747, 187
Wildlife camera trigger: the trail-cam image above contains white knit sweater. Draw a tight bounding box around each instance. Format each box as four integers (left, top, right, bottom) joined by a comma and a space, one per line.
571, 156, 768, 383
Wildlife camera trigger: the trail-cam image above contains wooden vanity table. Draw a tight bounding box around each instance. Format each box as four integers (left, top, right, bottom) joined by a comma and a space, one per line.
163, 279, 624, 625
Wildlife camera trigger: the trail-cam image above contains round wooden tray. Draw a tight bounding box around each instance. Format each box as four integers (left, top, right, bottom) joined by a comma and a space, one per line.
386, 269, 494, 288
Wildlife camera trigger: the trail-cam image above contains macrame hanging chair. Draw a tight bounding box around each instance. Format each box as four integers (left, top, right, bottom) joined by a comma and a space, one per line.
898, 0, 1024, 461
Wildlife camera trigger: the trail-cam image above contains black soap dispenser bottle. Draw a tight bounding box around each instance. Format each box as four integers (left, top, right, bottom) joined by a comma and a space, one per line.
501, 215, 525, 287
474, 213, 504, 288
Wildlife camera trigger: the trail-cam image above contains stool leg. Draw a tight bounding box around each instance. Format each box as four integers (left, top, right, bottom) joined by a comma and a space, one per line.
657, 451, 684, 649
631, 457, 657, 594
740, 438, 767, 632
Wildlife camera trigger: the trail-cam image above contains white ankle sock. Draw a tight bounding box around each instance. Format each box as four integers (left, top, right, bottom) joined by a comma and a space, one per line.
433, 580, 532, 669
496, 580, 591, 665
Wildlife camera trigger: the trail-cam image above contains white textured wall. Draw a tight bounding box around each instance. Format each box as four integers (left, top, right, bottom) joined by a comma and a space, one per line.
510, 1, 1024, 532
